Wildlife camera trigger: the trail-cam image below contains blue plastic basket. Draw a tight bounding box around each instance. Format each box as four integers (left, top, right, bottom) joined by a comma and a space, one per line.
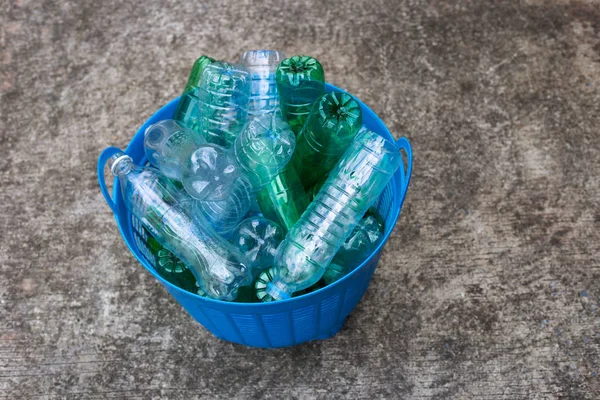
97, 83, 412, 348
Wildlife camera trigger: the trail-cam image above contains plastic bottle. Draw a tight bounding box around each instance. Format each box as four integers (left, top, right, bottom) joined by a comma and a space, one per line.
108, 151, 252, 300
144, 120, 240, 202
292, 91, 363, 190
276, 56, 325, 136
197, 62, 251, 147
240, 50, 285, 116
230, 216, 284, 277
173, 55, 216, 131
322, 210, 385, 284
197, 113, 295, 235
256, 164, 309, 232
262, 128, 402, 301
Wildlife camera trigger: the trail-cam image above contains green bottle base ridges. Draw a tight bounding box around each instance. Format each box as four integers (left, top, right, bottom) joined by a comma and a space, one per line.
276, 55, 325, 136
292, 90, 363, 190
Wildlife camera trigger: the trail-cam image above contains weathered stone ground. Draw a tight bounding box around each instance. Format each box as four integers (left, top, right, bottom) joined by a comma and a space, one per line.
1, 0, 599, 398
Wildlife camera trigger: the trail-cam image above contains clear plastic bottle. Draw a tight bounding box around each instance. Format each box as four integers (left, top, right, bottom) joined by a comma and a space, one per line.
263, 128, 402, 301
144, 120, 240, 202
240, 50, 285, 116
197, 62, 251, 147
230, 216, 284, 276
293, 91, 363, 190
197, 113, 296, 235
108, 151, 252, 300
174, 55, 216, 132
276, 56, 325, 136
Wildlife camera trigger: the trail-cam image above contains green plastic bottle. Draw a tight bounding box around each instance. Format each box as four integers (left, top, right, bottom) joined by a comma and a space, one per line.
256, 164, 309, 233
276, 56, 325, 136
173, 56, 216, 132
292, 91, 363, 190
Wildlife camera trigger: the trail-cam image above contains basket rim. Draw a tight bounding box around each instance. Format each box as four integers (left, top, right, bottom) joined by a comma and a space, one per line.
111, 83, 411, 309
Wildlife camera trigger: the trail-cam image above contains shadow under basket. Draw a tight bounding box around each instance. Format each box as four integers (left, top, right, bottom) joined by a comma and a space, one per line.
97, 83, 413, 348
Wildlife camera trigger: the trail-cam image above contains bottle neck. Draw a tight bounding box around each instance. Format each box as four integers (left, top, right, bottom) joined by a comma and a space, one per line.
108, 153, 133, 177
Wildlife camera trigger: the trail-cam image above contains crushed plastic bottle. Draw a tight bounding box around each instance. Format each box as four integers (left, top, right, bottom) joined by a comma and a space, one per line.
197, 114, 295, 235
322, 211, 385, 284
230, 216, 284, 276
174, 55, 216, 131
108, 151, 252, 300
293, 90, 363, 190
262, 128, 402, 301
197, 62, 251, 147
276, 56, 325, 136
144, 120, 240, 202
256, 164, 309, 232
240, 50, 285, 116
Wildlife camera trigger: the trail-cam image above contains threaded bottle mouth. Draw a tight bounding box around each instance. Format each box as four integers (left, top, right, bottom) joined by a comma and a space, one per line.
108, 152, 132, 176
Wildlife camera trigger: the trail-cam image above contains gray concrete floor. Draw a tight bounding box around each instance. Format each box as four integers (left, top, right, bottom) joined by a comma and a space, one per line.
2, 0, 600, 398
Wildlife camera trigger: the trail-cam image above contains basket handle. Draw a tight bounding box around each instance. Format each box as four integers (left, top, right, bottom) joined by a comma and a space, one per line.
395, 137, 412, 196
97, 146, 123, 214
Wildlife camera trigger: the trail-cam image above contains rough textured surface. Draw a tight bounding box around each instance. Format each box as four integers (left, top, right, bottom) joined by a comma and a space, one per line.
1, 0, 600, 398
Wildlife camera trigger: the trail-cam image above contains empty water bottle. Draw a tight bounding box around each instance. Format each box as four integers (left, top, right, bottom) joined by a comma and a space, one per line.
322, 211, 385, 284
230, 216, 284, 276
197, 62, 251, 147
108, 151, 252, 300
262, 128, 402, 301
197, 113, 296, 235
293, 91, 363, 190
174, 55, 216, 131
256, 164, 309, 232
144, 120, 240, 201
240, 50, 285, 116
276, 56, 325, 135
